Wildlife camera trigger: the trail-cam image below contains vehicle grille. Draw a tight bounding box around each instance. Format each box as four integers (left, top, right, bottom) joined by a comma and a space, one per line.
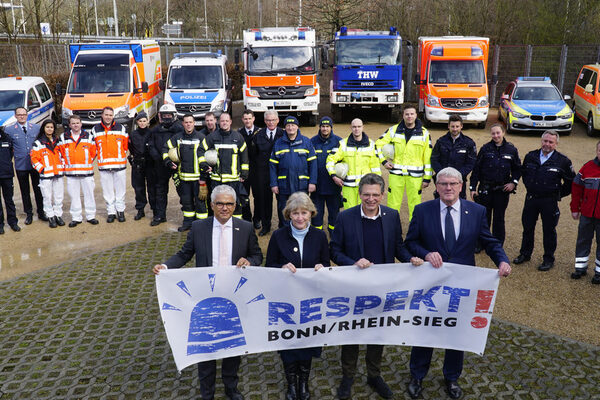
175, 104, 211, 113
257, 86, 310, 99
441, 98, 477, 109
339, 80, 397, 90
530, 115, 557, 121
73, 109, 103, 121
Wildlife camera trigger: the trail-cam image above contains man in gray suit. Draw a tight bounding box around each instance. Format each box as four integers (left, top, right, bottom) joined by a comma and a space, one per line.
4, 107, 44, 224
153, 184, 263, 400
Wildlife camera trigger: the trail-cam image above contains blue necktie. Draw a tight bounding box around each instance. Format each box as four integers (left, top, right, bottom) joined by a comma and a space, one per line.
445, 206, 456, 251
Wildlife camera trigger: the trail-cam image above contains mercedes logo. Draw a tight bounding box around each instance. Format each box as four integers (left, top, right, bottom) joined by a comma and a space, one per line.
189, 105, 197, 112
88, 110, 97, 119
278, 87, 287, 96
455, 99, 464, 107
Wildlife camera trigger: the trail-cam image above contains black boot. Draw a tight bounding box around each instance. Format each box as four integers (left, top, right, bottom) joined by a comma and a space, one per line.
298, 359, 311, 400
283, 361, 298, 400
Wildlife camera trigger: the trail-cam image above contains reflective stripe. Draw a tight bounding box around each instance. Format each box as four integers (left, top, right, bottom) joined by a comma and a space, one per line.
183, 211, 196, 217
196, 213, 208, 219
241, 164, 249, 170
294, 149, 309, 154
328, 224, 335, 230
315, 149, 323, 153
576, 257, 589, 262
180, 139, 202, 145
278, 175, 287, 179
371, 167, 381, 173
270, 158, 279, 164
215, 143, 240, 150
275, 149, 290, 155
307, 156, 316, 161
313, 225, 323, 229
299, 175, 309, 179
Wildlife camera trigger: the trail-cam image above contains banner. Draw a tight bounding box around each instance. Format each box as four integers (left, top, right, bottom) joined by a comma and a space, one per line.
156, 263, 500, 371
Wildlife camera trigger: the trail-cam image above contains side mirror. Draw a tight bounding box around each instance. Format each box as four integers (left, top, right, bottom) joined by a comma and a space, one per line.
320, 45, 329, 70
141, 81, 149, 93
55, 82, 64, 96
234, 49, 240, 64
501, 94, 509, 100
563, 94, 571, 101
414, 74, 421, 85
585, 83, 594, 93
158, 79, 165, 91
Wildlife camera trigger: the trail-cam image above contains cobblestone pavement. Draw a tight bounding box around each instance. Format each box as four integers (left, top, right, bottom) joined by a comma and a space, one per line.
1, 232, 599, 400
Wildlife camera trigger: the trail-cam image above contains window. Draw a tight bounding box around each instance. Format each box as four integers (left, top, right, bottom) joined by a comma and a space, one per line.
590, 72, 598, 92
35, 83, 51, 103
27, 88, 39, 108
577, 68, 594, 88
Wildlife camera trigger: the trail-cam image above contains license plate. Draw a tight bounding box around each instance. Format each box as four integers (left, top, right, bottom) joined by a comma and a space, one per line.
533, 122, 548, 127
274, 101, 291, 106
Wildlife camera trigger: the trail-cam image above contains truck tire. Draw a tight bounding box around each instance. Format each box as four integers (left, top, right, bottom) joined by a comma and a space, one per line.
389, 106, 402, 123
307, 114, 318, 126
331, 105, 343, 123
587, 113, 595, 137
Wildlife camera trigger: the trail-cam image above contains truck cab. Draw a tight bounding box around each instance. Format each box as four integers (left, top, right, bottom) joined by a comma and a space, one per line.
416, 36, 490, 128
162, 52, 231, 126
330, 27, 404, 123
0, 76, 56, 127
61, 40, 162, 130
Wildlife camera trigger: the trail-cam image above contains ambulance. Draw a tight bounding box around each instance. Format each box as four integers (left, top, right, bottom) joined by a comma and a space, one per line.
60, 40, 162, 130
241, 27, 320, 125
162, 52, 232, 126
416, 36, 490, 128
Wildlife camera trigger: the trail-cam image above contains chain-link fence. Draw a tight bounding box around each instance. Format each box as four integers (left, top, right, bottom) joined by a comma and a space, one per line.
2, 42, 600, 107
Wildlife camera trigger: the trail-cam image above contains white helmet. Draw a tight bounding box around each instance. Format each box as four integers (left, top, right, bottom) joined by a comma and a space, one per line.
334, 163, 349, 180
167, 147, 180, 163
381, 143, 395, 160
159, 103, 177, 127
204, 149, 218, 166
159, 103, 177, 113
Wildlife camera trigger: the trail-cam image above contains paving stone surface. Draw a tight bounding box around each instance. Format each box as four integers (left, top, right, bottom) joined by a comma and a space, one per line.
1, 232, 600, 399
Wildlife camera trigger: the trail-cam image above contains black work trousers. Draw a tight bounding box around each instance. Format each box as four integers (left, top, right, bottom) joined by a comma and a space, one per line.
197, 356, 241, 400
0, 177, 17, 226
519, 195, 560, 263
179, 180, 208, 226
131, 162, 157, 215
153, 164, 172, 220
476, 190, 510, 244
16, 169, 43, 217
252, 172, 274, 230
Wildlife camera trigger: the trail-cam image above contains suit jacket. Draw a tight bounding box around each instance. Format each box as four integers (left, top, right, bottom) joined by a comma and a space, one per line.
5, 121, 40, 170
330, 205, 412, 266
405, 198, 509, 266
266, 225, 330, 269
165, 217, 263, 268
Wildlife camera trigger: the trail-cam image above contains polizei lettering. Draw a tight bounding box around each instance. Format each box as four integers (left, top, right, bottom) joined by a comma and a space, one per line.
357, 71, 380, 79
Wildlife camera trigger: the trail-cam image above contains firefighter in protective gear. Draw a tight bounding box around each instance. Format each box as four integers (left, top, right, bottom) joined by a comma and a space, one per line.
163, 114, 208, 232
326, 118, 381, 209
376, 105, 432, 220
199, 112, 249, 219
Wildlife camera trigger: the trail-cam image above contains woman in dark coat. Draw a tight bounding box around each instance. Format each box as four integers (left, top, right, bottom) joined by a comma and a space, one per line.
266, 191, 330, 400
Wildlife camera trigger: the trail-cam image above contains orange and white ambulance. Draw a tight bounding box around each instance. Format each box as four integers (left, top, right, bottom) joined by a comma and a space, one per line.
241, 27, 320, 126
416, 36, 490, 128
61, 40, 162, 131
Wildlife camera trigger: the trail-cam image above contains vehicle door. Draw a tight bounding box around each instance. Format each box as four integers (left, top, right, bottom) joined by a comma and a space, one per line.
35, 82, 54, 122
499, 82, 515, 120
26, 87, 42, 124
576, 68, 594, 120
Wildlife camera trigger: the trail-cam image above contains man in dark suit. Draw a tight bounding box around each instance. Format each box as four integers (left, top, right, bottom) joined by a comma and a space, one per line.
153, 184, 263, 400
238, 110, 261, 223
330, 173, 422, 400
404, 167, 511, 399
250, 110, 284, 235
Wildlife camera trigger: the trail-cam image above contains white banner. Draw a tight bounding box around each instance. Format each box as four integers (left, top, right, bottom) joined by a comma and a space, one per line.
156, 263, 500, 371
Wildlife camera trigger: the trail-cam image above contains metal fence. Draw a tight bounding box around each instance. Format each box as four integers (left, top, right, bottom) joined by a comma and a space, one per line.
2, 42, 600, 107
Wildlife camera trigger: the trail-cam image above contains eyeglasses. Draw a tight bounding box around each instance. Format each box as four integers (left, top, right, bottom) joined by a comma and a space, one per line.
214, 202, 235, 208
15, 113, 27, 117
437, 182, 461, 187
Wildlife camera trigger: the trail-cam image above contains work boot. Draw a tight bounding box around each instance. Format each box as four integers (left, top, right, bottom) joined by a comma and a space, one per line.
283, 361, 298, 400
117, 211, 126, 222
134, 210, 145, 220
55, 216, 65, 226
49, 216, 57, 228
298, 359, 312, 400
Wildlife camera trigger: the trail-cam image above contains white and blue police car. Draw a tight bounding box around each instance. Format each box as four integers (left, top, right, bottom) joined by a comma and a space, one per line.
0, 76, 56, 127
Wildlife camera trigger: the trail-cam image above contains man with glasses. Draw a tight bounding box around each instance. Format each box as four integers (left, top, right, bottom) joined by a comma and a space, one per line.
405, 167, 511, 399
4, 107, 44, 224
153, 184, 262, 400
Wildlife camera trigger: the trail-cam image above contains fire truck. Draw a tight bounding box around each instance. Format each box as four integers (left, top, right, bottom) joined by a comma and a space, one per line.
240, 27, 320, 126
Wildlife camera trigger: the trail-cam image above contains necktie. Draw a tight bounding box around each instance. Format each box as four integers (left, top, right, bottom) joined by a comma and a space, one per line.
218, 224, 229, 266
22, 126, 27, 134
445, 206, 456, 251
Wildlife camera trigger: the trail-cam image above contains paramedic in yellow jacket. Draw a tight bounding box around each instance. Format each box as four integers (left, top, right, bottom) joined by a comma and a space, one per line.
326, 118, 381, 209
376, 105, 432, 220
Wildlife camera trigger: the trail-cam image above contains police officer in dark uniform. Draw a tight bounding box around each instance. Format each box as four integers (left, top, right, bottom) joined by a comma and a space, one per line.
513, 130, 574, 271
431, 114, 477, 199
128, 111, 156, 221
0, 127, 19, 233
310, 116, 342, 233
148, 104, 184, 226
238, 109, 260, 223
470, 123, 521, 247
251, 110, 284, 236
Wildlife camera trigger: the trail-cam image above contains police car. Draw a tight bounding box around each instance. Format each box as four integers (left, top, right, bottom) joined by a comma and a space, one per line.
498, 77, 573, 135
0, 76, 56, 127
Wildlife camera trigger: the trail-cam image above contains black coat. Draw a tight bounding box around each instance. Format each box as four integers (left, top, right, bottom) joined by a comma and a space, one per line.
0, 129, 14, 179
266, 225, 330, 269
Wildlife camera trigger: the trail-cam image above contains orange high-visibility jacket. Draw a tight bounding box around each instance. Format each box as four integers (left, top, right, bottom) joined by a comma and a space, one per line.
58, 130, 96, 177
30, 136, 64, 178
91, 121, 128, 171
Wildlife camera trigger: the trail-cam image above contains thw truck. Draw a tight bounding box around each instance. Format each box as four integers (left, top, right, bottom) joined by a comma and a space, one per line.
60, 40, 162, 130
329, 27, 404, 122
241, 27, 320, 125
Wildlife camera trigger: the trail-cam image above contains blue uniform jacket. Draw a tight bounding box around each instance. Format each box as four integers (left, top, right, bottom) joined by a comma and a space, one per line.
330, 205, 412, 266
269, 133, 317, 195
311, 132, 342, 195
4, 121, 40, 170
266, 225, 330, 269
0, 129, 14, 179
405, 198, 509, 267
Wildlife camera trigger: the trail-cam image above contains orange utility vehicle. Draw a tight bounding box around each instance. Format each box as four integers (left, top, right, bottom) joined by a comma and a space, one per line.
60, 40, 162, 131
416, 36, 490, 128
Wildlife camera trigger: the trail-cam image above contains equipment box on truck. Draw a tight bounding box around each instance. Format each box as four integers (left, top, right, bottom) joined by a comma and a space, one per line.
162, 52, 231, 127
416, 36, 489, 128
241, 27, 320, 125
329, 26, 404, 123
60, 40, 162, 130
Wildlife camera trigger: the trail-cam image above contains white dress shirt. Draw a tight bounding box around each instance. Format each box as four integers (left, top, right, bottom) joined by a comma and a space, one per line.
212, 217, 233, 267
440, 199, 461, 240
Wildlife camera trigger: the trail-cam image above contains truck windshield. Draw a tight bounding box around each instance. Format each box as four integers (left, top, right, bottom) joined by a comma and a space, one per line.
335, 39, 401, 65
429, 60, 486, 84
67, 68, 130, 93
168, 66, 223, 89
513, 86, 562, 101
248, 46, 315, 74
0, 90, 25, 110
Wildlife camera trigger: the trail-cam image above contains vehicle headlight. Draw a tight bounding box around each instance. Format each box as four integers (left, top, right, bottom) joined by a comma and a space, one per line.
248, 89, 259, 97
478, 96, 489, 107
114, 105, 129, 119
213, 100, 224, 112
304, 88, 316, 96
511, 111, 527, 119
336, 95, 348, 103
596, 104, 600, 113
62, 107, 72, 119
559, 112, 573, 119
387, 95, 398, 102
426, 94, 439, 107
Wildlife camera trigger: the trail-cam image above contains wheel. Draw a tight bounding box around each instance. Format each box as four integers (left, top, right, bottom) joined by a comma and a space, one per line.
587, 113, 595, 137
389, 106, 402, 123
422, 113, 432, 128
331, 104, 343, 123
307, 113, 318, 126
476, 120, 486, 129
